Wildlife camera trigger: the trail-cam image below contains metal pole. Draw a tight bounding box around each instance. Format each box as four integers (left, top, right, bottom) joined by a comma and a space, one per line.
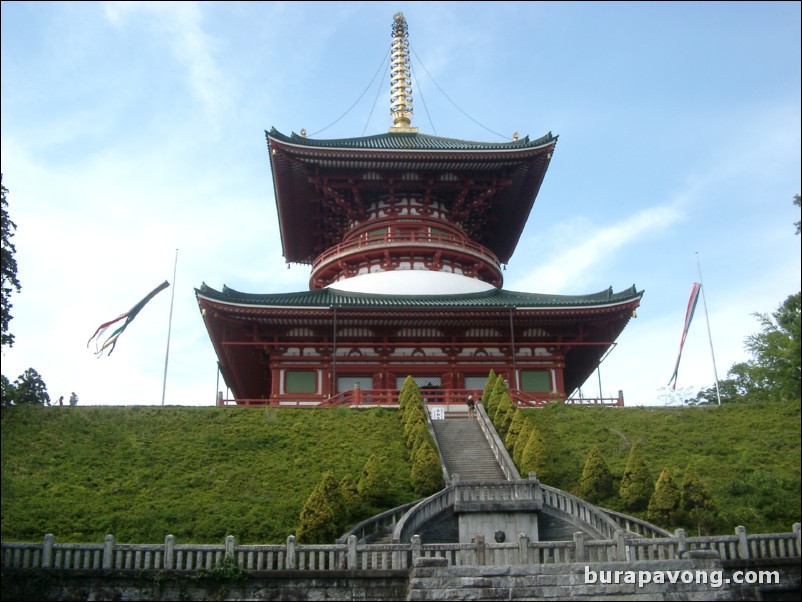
161, 249, 179, 406
508, 306, 519, 390
695, 252, 722, 405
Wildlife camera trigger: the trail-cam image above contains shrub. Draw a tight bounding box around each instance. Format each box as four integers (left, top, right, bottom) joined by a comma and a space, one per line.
410, 441, 443, 496
296, 472, 343, 543
504, 409, 524, 453
358, 453, 390, 506
619, 443, 653, 511
519, 425, 549, 481
647, 467, 681, 526
578, 445, 614, 503
513, 417, 533, 466
680, 465, 718, 535
485, 374, 508, 420
481, 369, 497, 405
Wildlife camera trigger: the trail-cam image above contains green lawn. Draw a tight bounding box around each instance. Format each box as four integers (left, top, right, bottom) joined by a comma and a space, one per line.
1, 405, 417, 544
520, 400, 801, 534
2, 400, 799, 544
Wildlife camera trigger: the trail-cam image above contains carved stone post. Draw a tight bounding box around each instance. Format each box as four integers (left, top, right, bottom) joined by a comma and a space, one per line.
347, 535, 358, 569
675, 528, 687, 558
411, 534, 422, 565
225, 535, 236, 561
43, 534, 55, 569
518, 533, 530, 564
573, 531, 585, 562
614, 529, 627, 562
164, 534, 175, 570
103, 534, 114, 570
286, 535, 297, 569
474, 533, 485, 566
736, 526, 749, 560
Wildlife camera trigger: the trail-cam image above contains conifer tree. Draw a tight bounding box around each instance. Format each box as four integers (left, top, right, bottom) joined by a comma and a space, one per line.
619, 443, 653, 511
578, 445, 614, 503
494, 391, 514, 431
481, 369, 497, 405
647, 467, 681, 526
339, 473, 361, 522
485, 373, 507, 420
410, 441, 443, 496
513, 417, 534, 466
358, 453, 390, 506
680, 465, 718, 534
398, 375, 419, 420
297, 472, 344, 543
504, 409, 524, 453
519, 425, 549, 481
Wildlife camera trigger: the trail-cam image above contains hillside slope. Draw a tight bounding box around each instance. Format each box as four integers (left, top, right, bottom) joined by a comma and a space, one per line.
1, 406, 417, 544
2, 401, 799, 544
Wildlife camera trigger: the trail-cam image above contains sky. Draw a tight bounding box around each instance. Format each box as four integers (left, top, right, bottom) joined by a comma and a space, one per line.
1, 1, 800, 407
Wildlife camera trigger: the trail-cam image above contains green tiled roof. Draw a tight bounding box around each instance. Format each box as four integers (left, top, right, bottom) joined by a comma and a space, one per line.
267, 128, 557, 152
197, 283, 642, 309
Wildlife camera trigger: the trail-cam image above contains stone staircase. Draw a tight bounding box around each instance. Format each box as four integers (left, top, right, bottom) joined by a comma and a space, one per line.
430, 417, 507, 481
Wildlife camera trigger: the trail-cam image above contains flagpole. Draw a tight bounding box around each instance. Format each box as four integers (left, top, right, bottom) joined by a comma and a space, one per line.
695, 252, 721, 405
161, 249, 179, 406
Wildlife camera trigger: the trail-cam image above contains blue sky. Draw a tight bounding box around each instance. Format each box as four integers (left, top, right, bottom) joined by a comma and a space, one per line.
1, 1, 800, 406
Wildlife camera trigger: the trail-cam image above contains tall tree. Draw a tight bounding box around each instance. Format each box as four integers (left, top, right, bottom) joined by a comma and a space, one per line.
1, 174, 21, 349
619, 443, 653, 511
7, 368, 51, 406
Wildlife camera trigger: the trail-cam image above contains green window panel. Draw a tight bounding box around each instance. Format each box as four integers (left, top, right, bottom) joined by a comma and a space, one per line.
520, 370, 551, 393
286, 371, 316, 393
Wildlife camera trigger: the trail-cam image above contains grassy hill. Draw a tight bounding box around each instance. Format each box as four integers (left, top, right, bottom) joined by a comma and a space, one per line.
520, 400, 801, 534
2, 400, 800, 544
1, 405, 417, 544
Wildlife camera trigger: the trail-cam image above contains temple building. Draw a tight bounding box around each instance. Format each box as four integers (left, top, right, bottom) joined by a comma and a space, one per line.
196, 13, 642, 406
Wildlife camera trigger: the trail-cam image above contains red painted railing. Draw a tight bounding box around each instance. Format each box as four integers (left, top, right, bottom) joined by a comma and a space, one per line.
219, 389, 624, 408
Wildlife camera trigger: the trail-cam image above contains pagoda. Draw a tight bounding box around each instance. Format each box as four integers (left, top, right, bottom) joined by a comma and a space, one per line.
196, 13, 642, 406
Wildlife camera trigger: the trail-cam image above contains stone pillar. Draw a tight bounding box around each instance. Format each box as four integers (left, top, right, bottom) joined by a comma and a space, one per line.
518, 533, 530, 564
225, 535, 236, 560
164, 535, 175, 570
411, 535, 422, 565
103, 534, 114, 570
614, 529, 627, 562
675, 528, 687, 558
736, 526, 749, 560
42, 534, 55, 569
573, 531, 585, 562
286, 535, 297, 569
347, 535, 358, 569
474, 534, 486, 566
794, 523, 801, 557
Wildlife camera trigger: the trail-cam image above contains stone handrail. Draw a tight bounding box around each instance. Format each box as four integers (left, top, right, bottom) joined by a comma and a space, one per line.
3, 524, 800, 571
475, 402, 521, 481
539, 484, 624, 540
336, 500, 419, 544
600, 507, 672, 538
393, 486, 457, 543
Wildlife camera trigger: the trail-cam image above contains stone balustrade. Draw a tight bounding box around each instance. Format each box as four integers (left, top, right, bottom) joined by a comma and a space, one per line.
4, 524, 799, 572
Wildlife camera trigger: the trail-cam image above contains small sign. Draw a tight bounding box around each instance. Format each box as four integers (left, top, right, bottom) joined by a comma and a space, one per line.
429, 407, 445, 420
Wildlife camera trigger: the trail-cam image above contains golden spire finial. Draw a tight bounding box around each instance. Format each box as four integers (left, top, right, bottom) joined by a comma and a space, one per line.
389, 12, 418, 133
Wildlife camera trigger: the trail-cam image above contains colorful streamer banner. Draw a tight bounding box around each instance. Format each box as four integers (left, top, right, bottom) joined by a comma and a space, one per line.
87, 280, 170, 357
667, 282, 702, 389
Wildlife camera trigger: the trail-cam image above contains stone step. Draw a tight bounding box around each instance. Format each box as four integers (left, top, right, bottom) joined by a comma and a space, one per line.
430, 417, 507, 481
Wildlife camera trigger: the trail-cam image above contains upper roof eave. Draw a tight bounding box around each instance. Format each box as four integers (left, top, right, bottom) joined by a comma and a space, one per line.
196, 283, 642, 311
266, 128, 558, 156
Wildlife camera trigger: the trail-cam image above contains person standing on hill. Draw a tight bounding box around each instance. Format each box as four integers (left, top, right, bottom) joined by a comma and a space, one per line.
69, 392, 78, 406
